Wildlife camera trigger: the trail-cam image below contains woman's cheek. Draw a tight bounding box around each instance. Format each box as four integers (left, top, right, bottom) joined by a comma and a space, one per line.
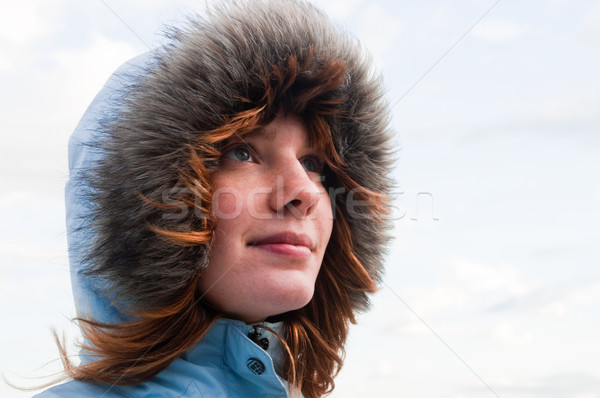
212, 183, 244, 220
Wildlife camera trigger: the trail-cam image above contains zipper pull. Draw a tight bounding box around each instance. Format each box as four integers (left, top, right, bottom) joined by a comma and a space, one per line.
248, 327, 270, 350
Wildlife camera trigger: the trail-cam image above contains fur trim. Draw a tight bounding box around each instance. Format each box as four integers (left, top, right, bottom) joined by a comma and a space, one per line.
83, 0, 393, 313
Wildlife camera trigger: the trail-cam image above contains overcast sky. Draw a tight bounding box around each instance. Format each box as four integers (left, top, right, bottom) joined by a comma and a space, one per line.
1, 1, 599, 397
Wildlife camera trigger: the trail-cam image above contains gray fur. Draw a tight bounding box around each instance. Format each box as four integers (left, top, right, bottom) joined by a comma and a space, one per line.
83, 0, 394, 313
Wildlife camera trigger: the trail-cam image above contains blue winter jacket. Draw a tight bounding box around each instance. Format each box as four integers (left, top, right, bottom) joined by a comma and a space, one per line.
36, 319, 291, 397
34, 54, 292, 398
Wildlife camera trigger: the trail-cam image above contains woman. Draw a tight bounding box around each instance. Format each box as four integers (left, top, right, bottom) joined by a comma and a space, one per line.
36, 0, 393, 397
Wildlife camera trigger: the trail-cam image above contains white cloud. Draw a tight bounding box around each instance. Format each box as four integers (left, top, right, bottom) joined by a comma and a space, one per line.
0, 1, 54, 46
471, 19, 529, 43
0, 32, 139, 191
539, 301, 568, 316
547, 0, 569, 10
524, 94, 600, 125
310, 0, 368, 20
0, 242, 64, 261
354, 4, 405, 71
376, 358, 397, 377
572, 281, 600, 305
400, 258, 532, 316
542, 281, 600, 316
490, 322, 534, 345
450, 257, 530, 294
577, 1, 600, 53
0, 0, 67, 73
376, 258, 536, 341
0, 191, 29, 208
51, 33, 140, 113
496, 373, 600, 397
491, 280, 600, 317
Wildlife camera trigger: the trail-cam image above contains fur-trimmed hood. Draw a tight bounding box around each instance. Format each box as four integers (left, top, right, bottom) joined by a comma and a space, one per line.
67, 0, 393, 323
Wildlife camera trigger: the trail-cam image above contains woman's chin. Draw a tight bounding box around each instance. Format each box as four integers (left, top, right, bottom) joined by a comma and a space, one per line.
235, 285, 316, 323
269, 281, 316, 311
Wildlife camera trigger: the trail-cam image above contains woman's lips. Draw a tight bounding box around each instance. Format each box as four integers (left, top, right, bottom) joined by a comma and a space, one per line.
253, 243, 312, 257
248, 232, 313, 258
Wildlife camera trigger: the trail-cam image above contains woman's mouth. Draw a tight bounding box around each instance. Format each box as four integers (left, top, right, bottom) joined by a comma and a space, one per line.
247, 232, 313, 258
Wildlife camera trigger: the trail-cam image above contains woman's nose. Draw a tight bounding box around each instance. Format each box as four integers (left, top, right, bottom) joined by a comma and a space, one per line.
268, 161, 323, 218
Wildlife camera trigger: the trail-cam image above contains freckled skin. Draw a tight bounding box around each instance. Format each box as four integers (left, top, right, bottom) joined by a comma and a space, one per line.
199, 114, 333, 323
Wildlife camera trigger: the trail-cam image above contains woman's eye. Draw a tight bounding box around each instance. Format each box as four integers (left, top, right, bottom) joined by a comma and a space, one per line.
301, 156, 324, 174
222, 145, 253, 162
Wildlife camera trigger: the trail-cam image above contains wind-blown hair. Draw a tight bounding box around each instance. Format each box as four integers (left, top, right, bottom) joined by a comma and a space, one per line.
57, 1, 393, 397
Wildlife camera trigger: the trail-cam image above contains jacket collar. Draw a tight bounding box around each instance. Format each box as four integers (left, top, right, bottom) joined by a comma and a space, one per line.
182, 318, 291, 395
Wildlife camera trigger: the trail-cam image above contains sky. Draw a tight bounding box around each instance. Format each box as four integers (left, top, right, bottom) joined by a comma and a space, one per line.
1, 0, 599, 397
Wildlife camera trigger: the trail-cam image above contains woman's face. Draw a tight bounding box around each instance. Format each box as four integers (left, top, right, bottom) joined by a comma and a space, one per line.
199, 113, 334, 323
